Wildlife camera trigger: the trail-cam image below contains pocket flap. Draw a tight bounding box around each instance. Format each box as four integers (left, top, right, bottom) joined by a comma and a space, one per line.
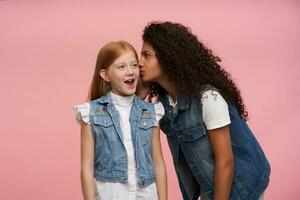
182, 125, 206, 142
93, 116, 113, 127
139, 119, 155, 130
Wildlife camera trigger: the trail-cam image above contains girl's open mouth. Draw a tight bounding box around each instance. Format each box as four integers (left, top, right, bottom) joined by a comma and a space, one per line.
124, 78, 135, 85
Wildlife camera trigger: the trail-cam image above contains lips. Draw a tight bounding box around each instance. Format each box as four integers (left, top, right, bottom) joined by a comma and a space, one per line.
124, 78, 135, 85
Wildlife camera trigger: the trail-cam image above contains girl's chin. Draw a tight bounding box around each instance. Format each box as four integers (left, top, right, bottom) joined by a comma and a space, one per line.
117, 91, 136, 97
123, 88, 137, 95
141, 76, 155, 82
141, 77, 149, 82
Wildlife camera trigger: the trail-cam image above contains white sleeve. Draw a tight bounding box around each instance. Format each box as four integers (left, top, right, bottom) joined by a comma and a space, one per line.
145, 94, 158, 103
73, 102, 91, 125
154, 102, 165, 126
201, 90, 231, 130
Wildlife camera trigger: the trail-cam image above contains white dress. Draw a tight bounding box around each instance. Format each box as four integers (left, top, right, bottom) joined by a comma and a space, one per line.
74, 92, 165, 200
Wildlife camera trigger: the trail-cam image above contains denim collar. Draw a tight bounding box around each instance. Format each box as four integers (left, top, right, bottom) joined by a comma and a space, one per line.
97, 92, 148, 110
176, 93, 190, 110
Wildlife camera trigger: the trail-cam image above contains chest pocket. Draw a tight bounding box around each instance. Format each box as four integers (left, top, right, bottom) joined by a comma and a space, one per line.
94, 116, 113, 127
138, 118, 155, 145
182, 124, 207, 142
139, 118, 155, 129
93, 116, 117, 141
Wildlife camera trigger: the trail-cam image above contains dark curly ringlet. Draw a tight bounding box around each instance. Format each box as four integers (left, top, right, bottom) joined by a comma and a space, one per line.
143, 21, 248, 120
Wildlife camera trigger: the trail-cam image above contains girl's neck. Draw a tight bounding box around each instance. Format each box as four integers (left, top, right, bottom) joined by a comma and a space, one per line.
157, 76, 177, 101
109, 91, 134, 107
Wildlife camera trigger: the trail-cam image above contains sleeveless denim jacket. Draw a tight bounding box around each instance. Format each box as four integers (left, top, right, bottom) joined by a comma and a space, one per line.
89, 94, 157, 187
158, 85, 270, 200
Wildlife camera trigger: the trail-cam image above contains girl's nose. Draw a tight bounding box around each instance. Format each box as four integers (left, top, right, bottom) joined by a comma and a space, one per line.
126, 66, 134, 75
138, 59, 143, 67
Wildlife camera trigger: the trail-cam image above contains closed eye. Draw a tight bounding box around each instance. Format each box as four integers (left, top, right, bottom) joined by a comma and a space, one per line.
141, 52, 151, 59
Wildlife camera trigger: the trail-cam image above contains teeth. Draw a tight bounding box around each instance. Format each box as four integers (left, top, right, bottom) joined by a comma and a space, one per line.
125, 79, 134, 84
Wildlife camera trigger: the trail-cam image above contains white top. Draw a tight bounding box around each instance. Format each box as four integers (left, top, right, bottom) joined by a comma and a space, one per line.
168, 90, 231, 130
74, 91, 164, 200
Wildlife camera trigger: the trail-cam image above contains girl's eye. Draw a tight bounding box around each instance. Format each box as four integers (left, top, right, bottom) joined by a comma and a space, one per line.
117, 65, 125, 69
132, 63, 138, 68
144, 54, 150, 58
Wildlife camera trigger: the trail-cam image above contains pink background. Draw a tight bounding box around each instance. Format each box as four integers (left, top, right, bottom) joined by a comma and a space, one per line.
0, 1, 299, 199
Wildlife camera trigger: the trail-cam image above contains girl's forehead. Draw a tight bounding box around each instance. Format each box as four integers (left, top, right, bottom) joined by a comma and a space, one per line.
113, 51, 137, 64
142, 42, 155, 52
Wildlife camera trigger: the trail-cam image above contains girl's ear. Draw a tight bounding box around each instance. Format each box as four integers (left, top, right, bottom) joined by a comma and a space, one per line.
99, 69, 110, 82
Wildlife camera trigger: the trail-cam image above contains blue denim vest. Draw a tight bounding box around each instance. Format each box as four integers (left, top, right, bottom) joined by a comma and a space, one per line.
89, 93, 156, 187
158, 85, 270, 200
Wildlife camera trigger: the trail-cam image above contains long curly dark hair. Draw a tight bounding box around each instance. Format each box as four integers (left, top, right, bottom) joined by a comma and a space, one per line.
143, 21, 248, 120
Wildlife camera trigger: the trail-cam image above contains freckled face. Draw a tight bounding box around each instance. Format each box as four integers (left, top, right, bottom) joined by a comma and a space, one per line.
100, 51, 139, 96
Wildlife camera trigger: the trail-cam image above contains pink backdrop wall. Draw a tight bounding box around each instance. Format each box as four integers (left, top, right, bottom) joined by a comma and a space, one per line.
0, 1, 299, 199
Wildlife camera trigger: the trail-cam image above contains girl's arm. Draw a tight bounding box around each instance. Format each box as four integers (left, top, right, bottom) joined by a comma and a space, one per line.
208, 125, 234, 200
80, 122, 96, 200
152, 126, 168, 200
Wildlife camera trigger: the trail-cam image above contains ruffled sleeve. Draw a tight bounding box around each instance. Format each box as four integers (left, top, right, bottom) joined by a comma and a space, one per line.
154, 102, 165, 126
73, 102, 91, 125
144, 94, 158, 104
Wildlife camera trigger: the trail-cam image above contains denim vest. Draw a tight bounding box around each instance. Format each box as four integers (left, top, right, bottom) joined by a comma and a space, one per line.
89, 94, 156, 187
158, 85, 270, 200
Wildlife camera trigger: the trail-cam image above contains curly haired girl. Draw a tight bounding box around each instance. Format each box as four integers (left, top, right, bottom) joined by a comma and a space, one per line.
138, 22, 270, 200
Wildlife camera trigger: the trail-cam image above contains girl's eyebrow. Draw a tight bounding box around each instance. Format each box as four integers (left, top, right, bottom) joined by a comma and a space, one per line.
113, 62, 126, 67
141, 50, 151, 55
130, 60, 138, 64
114, 60, 137, 65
